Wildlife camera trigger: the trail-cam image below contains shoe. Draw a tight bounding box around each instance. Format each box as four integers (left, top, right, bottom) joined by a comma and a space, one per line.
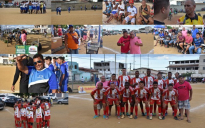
126, 112, 130, 116
134, 115, 138, 119
129, 115, 133, 119
121, 114, 125, 119
153, 113, 156, 116
105, 116, 109, 120
159, 116, 162, 120
174, 116, 179, 120
117, 116, 121, 119
93, 115, 99, 119
103, 115, 106, 119
146, 116, 149, 119
178, 113, 181, 117
162, 116, 165, 120
165, 112, 168, 116
150, 116, 152, 120
142, 112, 145, 116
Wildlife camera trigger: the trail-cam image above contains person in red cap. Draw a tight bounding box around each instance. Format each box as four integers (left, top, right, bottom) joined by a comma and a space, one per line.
122, 1, 137, 25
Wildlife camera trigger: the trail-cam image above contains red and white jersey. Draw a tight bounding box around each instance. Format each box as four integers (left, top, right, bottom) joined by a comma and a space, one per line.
118, 75, 131, 89
36, 107, 43, 118
165, 79, 175, 89
154, 79, 165, 89
121, 86, 134, 98
35, 100, 41, 105
26, 106, 34, 119
174, 79, 179, 86
14, 104, 21, 118
105, 87, 121, 99
44, 103, 51, 116
21, 104, 28, 117
162, 89, 178, 101
134, 87, 150, 99
131, 77, 143, 87
143, 76, 155, 88
149, 87, 163, 100
91, 88, 106, 100
108, 80, 119, 88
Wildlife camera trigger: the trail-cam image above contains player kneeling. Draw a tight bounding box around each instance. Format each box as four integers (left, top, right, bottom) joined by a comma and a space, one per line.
149, 81, 163, 120
120, 82, 135, 119
162, 84, 178, 120
91, 82, 107, 119
134, 81, 150, 119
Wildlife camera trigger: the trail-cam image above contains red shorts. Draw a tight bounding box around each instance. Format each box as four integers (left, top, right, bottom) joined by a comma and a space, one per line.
44, 116, 50, 120
123, 97, 132, 103
164, 100, 176, 106
150, 99, 161, 105
136, 97, 147, 102
16, 117, 21, 121
36, 118, 42, 123
27, 118, 34, 123
108, 98, 119, 105
21, 116, 27, 120
94, 99, 105, 105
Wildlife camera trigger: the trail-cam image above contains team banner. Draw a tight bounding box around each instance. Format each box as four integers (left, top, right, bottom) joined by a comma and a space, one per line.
78, 86, 96, 93
16, 45, 38, 54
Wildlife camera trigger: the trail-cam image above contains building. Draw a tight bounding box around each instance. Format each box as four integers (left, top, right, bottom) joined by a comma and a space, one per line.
93, 61, 127, 78
34, 25, 51, 33
198, 55, 205, 74
171, 1, 205, 11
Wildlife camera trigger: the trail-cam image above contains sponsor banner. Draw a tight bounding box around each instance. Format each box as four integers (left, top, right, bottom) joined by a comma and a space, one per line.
78, 86, 96, 93
16, 45, 38, 54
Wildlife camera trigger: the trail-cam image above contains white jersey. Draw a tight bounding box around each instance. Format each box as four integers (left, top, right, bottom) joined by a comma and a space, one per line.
26, 106, 34, 119
21, 108, 27, 117
32, 2, 36, 7
118, 4, 124, 14
112, 3, 118, 12
36, 107, 43, 118
127, 6, 137, 16
37, 2, 40, 6
44, 103, 51, 116
14, 105, 21, 118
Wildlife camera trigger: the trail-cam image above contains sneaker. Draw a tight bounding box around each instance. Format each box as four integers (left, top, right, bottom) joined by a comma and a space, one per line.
134, 115, 138, 119
105, 116, 109, 120
129, 115, 133, 119
121, 114, 125, 119
103, 115, 106, 119
162, 116, 165, 120
165, 112, 168, 116
158, 116, 162, 120
126, 112, 130, 116
93, 115, 99, 119
150, 116, 152, 120
146, 116, 149, 119
174, 116, 179, 120
117, 116, 121, 119
142, 112, 145, 116
153, 113, 156, 116
178, 113, 181, 117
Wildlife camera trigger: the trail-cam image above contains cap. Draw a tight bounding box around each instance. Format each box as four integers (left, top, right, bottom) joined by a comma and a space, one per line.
69, 25, 73, 28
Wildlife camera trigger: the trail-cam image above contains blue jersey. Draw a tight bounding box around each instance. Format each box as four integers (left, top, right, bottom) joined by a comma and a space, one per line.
60, 64, 68, 83
193, 37, 204, 47
55, 62, 61, 79
48, 64, 55, 73
159, 33, 164, 38
63, 62, 69, 77
27, 66, 58, 93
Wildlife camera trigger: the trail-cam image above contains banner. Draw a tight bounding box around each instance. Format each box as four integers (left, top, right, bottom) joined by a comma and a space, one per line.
16, 45, 38, 54
78, 86, 96, 93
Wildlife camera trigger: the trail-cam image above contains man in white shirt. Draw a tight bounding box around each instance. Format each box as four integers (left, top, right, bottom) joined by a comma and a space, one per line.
117, 0, 125, 22
122, 2, 137, 25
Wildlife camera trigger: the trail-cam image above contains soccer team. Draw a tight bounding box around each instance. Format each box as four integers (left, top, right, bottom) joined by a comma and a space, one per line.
20, 1, 46, 14
91, 68, 193, 123
14, 97, 51, 128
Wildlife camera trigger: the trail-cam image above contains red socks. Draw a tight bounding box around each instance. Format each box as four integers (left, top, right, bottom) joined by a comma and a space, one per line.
43, 121, 45, 127
163, 108, 166, 116
23, 122, 26, 128
174, 109, 177, 117
117, 106, 120, 116
150, 106, 153, 115
126, 103, 128, 113
37, 124, 39, 128
158, 106, 161, 115
106, 106, 109, 116
94, 109, 98, 115
47, 121, 50, 127
146, 107, 150, 116
121, 107, 125, 113
27, 123, 30, 128
135, 106, 138, 116
130, 106, 134, 113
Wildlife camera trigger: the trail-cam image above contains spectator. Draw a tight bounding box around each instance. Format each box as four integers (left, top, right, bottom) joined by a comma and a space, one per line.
189, 32, 204, 54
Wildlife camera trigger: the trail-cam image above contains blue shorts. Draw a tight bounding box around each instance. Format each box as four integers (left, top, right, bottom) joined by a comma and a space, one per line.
33, 6, 36, 9
20, 7, 23, 10
61, 80, 68, 92
111, 11, 117, 15
37, 6, 40, 10
43, 7, 46, 10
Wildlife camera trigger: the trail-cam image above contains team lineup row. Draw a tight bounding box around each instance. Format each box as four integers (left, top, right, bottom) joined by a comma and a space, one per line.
90, 69, 193, 123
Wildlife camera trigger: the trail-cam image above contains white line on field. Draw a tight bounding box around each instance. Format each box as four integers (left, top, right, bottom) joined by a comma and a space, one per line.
147, 49, 154, 54
5, 108, 14, 116
102, 46, 120, 54
190, 103, 205, 112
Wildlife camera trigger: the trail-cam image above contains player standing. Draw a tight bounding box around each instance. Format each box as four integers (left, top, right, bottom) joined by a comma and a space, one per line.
143, 69, 155, 88
36, 104, 43, 128
21, 100, 28, 128
14, 101, 22, 128
131, 71, 143, 88
43, 100, 51, 128
58, 57, 68, 93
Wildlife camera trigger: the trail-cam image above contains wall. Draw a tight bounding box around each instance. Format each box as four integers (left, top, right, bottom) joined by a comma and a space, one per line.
79, 72, 91, 81
170, 4, 205, 11
198, 55, 205, 74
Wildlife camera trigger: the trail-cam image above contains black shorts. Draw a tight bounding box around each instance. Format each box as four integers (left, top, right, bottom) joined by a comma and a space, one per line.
90, 34, 93, 38
141, 15, 150, 19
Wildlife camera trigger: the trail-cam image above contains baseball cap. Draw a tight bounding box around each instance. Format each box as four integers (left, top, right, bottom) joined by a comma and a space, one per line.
69, 25, 73, 28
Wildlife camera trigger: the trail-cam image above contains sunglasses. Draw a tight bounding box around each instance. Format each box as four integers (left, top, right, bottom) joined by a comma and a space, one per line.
34, 60, 42, 65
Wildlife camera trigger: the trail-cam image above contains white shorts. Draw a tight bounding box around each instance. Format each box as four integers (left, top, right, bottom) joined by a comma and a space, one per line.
125, 16, 135, 23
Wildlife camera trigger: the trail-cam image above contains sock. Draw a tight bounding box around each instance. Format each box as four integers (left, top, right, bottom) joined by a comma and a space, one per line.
150, 106, 153, 116
135, 106, 138, 116
126, 103, 128, 113
37, 124, 39, 128
15, 120, 17, 127
43, 121, 45, 127
106, 106, 109, 116
40, 123, 42, 128
130, 106, 134, 114
172, 106, 174, 112
94, 109, 98, 116
23, 122, 26, 128
146, 107, 150, 116
174, 109, 177, 117
19, 122, 21, 127
30, 124, 33, 128
158, 106, 161, 116
154, 103, 157, 113
27, 123, 30, 128
121, 107, 125, 113
47, 121, 50, 127
117, 106, 120, 116
163, 108, 166, 116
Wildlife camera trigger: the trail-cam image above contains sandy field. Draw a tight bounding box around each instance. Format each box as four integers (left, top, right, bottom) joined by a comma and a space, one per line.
0, 8, 51, 25
0, 104, 69, 128
68, 83, 205, 128
103, 2, 153, 25
164, 11, 205, 25
0, 34, 51, 54
103, 33, 154, 54
51, 10, 102, 24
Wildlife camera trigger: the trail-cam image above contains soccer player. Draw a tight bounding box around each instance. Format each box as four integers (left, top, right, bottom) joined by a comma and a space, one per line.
21, 100, 28, 128
120, 82, 135, 119
174, 72, 180, 85
165, 72, 175, 89
68, 6, 71, 13
105, 83, 121, 119
162, 84, 179, 120
35, 97, 41, 105
15, 54, 58, 93
44, 100, 51, 128
154, 72, 165, 89
129, 78, 138, 118
91, 82, 107, 119
45, 56, 55, 73
143, 69, 155, 88
149, 81, 163, 120
58, 57, 68, 93
14, 101, 22, 128
36, 1, 40, 14
122, 1, 137, 25
131, 70, 143, 88
134, 81, 150, 119
27, 102, 35, 128
36, 104, 43, 128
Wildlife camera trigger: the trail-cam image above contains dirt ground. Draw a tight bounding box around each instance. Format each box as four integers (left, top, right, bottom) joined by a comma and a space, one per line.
68, 83, 205, 128
0, 34, 51, 54
102, 2, 153, 25
0, 104, 69, 128
103, 33, 154, 54
51, 10, 102, 25
0, 8, 51, 25
164, 11, 205, 25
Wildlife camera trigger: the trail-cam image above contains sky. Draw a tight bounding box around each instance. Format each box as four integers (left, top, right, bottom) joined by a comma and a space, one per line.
103, 25, 154, 31
1, 25, 34, 30
170, 0, 205, 5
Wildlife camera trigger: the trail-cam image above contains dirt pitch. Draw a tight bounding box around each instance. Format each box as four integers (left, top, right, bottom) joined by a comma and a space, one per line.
0, 8, 51, 25
0, 104, 69, 128
51, 10, 102, 25
68, 83, 205, 128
